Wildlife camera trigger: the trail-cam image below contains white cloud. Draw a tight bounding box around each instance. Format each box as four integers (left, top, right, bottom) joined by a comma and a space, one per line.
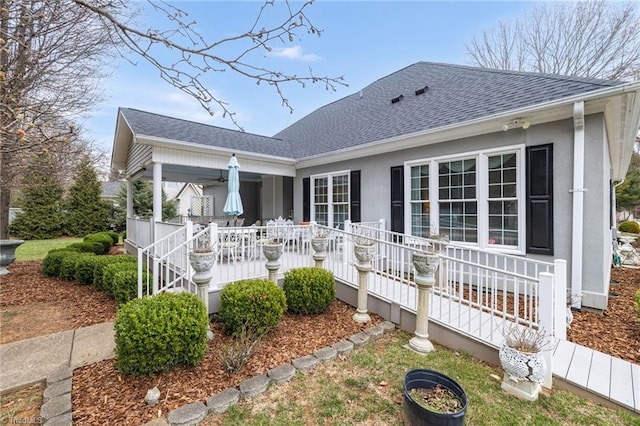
268, 45, 320, 62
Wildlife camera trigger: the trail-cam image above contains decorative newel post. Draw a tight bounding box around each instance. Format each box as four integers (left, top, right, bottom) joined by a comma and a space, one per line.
311, 237, 329, 268
263, 242, 283, 283
352, 243, 375, 323
407, 252, 439, 354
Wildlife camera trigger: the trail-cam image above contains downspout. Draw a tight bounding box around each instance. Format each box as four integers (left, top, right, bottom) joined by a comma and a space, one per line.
153, 163, 163, 242
570, 102, 585, 309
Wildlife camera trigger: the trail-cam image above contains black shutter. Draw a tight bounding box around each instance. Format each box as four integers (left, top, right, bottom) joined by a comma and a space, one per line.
526, 144, 554, 255
350, 170, 361, 223
303, 177, 310, 222
390, 166, 404, 234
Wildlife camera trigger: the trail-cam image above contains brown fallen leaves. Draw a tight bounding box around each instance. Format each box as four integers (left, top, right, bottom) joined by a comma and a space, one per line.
1, 261, 639, 425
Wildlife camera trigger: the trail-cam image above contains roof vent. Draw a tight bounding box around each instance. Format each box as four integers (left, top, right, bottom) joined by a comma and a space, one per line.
415, 85, 429, 96
391, 94, 404, 104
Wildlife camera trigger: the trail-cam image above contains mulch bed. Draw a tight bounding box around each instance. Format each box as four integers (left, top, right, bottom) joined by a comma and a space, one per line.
72, 302, 383, 425
567, 267, 640, 363
1, 260, 639, 424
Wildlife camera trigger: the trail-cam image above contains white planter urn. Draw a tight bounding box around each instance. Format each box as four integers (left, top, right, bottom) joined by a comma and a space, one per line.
498, 344, 547, 401
311, 237, 329, 254
263, 242, 283, 283
262, 242, 283, 262
353, 244, 375, 265
189, 251, 215, 275
411, 252, 439, 279
499, 344, 546, 383
311, 237, 329, 268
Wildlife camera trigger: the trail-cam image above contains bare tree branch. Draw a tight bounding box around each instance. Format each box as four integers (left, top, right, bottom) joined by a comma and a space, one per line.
466, 1, 640, 81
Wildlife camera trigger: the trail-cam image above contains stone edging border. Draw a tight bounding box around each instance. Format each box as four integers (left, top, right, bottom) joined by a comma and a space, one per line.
38, 321, 396, 426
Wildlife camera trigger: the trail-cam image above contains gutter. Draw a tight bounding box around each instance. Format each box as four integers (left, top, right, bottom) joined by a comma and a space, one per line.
570, 101, 585, 309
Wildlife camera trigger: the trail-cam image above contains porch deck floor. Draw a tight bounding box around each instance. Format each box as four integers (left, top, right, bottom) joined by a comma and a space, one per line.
214, 252, 639, 413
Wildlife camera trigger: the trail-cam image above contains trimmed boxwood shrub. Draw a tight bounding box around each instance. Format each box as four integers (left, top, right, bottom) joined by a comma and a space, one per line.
218, 278, 287, 337
66, 242, 101, 254
59, 252, 94, 280
283, 267, 336, 314
74, 254, 126, 285
92, 255, 136, 290
42, 250, 80, 277
84, 232, 113, 255
619, 221, 640, 234
102, 262, 150, 304
107, 231, 120, 245
115, 292, 208, 376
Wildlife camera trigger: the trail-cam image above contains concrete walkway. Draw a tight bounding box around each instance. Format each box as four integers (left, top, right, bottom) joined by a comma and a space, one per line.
0, 322, 115, 394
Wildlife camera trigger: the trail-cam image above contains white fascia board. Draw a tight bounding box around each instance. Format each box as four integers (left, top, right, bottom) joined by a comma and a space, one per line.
135, 135, 297, 166
139, 136, 296, 177
111, 111, 133, 172
297, 82, 640, 169
607, 91, 640, 181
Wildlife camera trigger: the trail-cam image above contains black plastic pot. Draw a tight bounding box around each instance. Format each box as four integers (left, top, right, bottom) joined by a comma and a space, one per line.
403, 369, 467, 426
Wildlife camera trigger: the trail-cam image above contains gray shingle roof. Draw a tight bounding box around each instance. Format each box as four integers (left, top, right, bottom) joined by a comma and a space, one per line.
101, 181, 122, 198
274, 62, 624, 158
121, 62, 626, 160
119, 108, 293, 158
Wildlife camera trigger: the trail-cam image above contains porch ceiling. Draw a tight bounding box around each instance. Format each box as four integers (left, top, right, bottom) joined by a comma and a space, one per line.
133, 164, 264, 185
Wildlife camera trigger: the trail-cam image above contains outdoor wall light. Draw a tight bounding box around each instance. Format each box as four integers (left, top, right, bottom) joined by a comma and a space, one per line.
502, 119, 530, 131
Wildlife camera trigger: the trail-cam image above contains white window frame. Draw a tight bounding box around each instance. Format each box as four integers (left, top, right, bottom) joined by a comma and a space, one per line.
404, 145, 526, 254
310, 170, 351, 229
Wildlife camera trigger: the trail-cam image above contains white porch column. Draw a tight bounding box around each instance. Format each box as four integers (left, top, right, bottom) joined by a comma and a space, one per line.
570, 102, 585, 309
126, 180, 134, 218
152, 163, 163, 224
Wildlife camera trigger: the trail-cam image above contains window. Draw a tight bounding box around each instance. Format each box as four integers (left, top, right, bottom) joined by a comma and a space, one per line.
311, 171, 350, 229
410, 165, 430, 237
406, 146, 524, 253
438, 159, 477, 243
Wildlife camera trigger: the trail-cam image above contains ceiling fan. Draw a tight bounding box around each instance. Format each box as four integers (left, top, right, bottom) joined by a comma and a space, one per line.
215, 170, 227, 183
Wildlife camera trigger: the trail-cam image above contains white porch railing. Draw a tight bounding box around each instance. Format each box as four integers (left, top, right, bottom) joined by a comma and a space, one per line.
135, 219, 567, 386
126, 217, 152, 248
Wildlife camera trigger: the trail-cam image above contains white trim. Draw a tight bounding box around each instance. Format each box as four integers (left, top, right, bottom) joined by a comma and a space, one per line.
404, 144, 526, 254
571, 101, 585, 309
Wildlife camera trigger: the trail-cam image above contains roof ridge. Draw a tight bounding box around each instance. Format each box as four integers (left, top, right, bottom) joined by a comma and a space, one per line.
120, 107, 284, 142
416, 61, 622, 86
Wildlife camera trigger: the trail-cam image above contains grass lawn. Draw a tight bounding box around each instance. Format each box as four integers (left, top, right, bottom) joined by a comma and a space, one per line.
207, 331, 639, 426
14, 238, 83, 261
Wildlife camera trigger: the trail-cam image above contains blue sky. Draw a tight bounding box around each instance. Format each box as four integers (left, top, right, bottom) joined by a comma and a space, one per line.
85, 1, 535, 156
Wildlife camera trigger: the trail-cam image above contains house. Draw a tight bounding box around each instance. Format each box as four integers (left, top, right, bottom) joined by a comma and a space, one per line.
111, 62, 640, 311
100, 181, 122, 207
162, 182, 203, 218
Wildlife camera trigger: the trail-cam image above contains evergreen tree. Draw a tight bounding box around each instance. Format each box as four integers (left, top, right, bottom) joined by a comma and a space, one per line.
10, 155, 65, 239
616, 152, 640, 220
113, 181, 178, 230
65, 158, 110, 236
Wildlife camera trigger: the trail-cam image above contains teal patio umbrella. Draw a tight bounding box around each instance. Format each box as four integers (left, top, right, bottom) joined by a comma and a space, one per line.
222, 154, 243, 226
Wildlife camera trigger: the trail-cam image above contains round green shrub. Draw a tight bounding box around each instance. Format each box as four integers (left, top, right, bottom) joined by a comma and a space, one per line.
619, 221, 640, 234
101, 262, 149, 304
283, 267, 336, 314
218, 279, 287, 337
75, 254, 125, 285
107, 231, 120, 245
115, 292, 208, 376
59, 252, 95, 281
92, 255, 136, 290
42, 250, 80, 277
83, 232, 113, 254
